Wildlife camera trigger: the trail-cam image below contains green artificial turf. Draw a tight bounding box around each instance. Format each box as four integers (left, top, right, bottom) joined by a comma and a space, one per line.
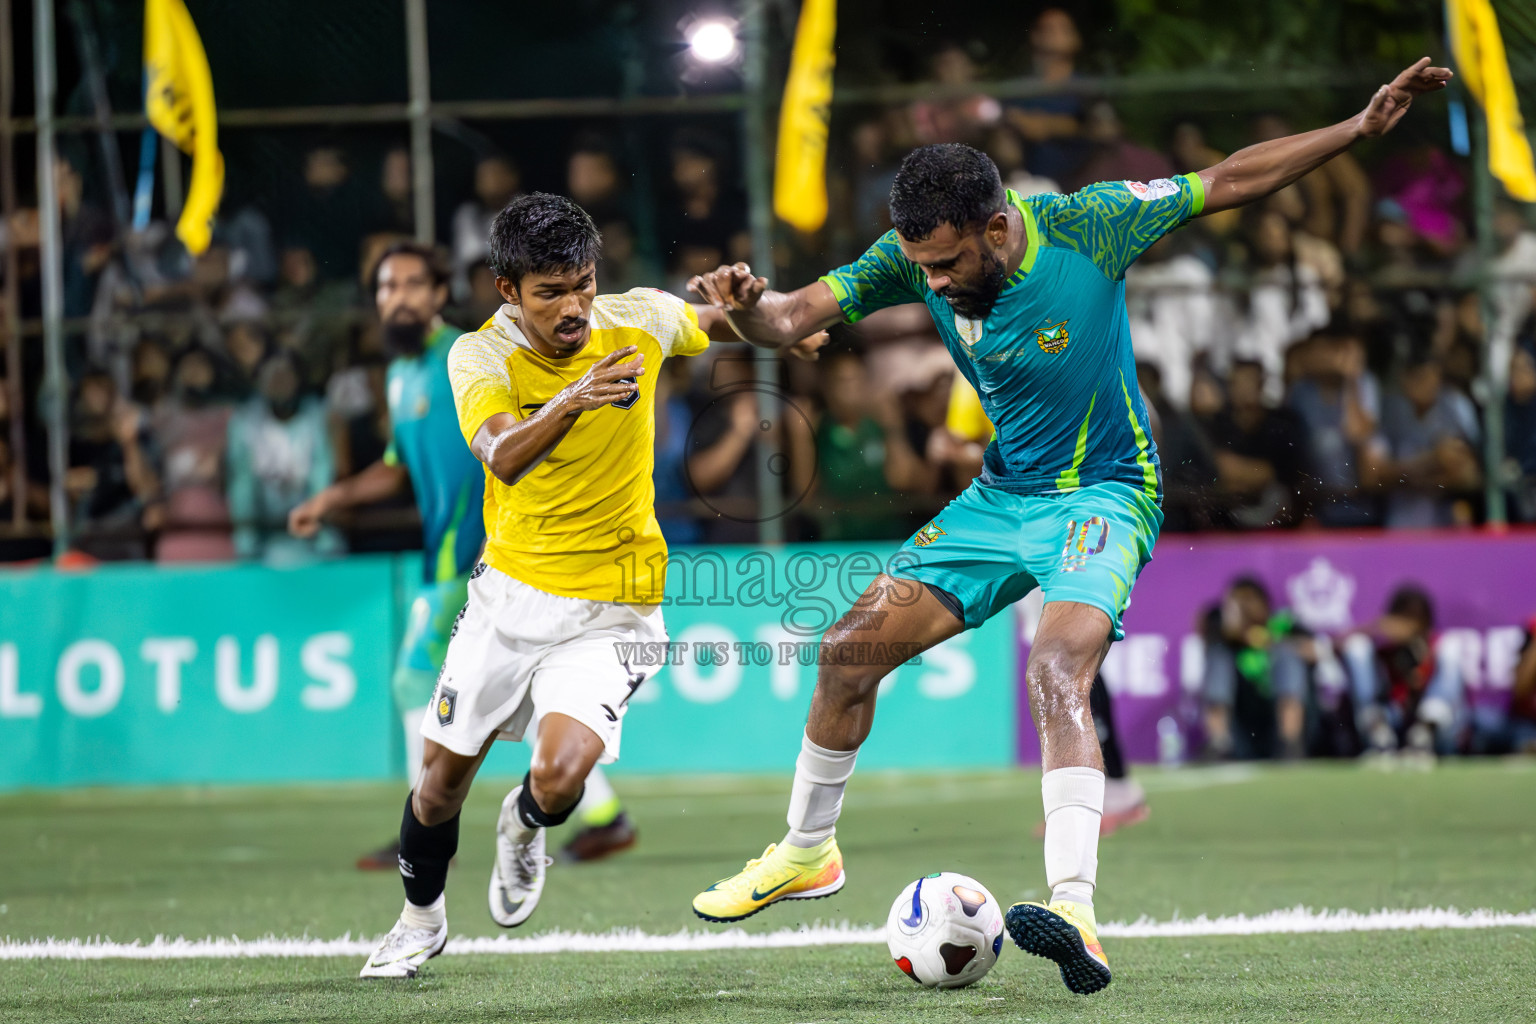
3, 761, 1535, 1022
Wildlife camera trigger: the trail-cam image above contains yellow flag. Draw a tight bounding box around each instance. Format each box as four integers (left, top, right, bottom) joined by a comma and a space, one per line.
144, 0, 224, 254
1447, 0, 1536, 202
774, 0, 836, 233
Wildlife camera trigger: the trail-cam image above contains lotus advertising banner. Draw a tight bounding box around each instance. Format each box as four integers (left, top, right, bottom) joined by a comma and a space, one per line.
1, 544, 1018, 789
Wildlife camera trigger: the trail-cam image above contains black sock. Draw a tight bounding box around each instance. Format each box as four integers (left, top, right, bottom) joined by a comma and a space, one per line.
1089, 673, 1127, 780
516, 771, 583, 829
398, 790, 459, 907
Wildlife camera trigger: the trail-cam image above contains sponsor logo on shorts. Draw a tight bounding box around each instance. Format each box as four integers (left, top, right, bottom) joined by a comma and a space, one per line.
436, 686, 457, 726
913, 520, 947, 548
1035, 319, 1071, 354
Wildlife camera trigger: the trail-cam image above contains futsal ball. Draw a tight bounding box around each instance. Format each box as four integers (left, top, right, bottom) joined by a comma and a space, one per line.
885, 872, 1005, 989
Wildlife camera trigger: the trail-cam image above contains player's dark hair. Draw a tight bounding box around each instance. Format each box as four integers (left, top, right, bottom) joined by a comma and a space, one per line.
889, 143, 1005, 240
488, 192, 602, 284
1229, 575, 1271, 608
1387, 584, 1435, 629
369, 241, 449, 292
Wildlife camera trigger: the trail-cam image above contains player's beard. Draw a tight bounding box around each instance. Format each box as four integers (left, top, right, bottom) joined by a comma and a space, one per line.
942, 250, 1007, 320
382, 317, 428, 358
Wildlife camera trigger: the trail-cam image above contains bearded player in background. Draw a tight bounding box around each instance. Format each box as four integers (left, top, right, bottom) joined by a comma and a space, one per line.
289, 242, 639, 870
690, 58, 1451, 995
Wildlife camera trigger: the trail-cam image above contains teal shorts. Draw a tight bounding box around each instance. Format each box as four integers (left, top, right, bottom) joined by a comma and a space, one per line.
889, 480, 1163, 641
393, 574, 470, 712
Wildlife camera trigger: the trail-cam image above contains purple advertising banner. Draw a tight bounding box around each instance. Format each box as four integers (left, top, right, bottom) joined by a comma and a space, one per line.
1014, 530, 1536, 764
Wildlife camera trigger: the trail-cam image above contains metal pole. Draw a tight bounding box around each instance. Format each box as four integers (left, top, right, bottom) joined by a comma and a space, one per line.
11, 66, 1411, 136
1469, 100, 1507, 526
742, 0, 785, 544
1, 0, 29, 529
0, 0, 29, 537
65, 0, 131, 229
33, 0, 71, 554
160, 134, 183, 221
404, 0, 435, 244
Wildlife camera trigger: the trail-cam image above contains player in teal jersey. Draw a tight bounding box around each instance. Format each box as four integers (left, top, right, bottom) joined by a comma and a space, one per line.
289, 243, 636, 870
689, 60, 1451, 993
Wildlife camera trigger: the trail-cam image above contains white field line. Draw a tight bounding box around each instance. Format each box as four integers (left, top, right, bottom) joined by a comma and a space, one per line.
3, 906, 1535, 961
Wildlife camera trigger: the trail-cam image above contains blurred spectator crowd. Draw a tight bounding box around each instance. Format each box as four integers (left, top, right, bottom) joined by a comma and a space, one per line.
1197, 574, 1536, 760
2, 7, 1536, 565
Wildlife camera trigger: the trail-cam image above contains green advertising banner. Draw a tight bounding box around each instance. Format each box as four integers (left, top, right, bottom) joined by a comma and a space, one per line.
482, 543, 1018, 778
1, 545, 1017, 789
0, 558, 399, 788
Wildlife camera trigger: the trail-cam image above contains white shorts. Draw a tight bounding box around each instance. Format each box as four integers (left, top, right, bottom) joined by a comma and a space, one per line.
420, 564, 667, 764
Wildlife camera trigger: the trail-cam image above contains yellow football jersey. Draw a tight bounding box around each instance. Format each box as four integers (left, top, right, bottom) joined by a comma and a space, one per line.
945, 375, 995, 444
447, 288, 709, 604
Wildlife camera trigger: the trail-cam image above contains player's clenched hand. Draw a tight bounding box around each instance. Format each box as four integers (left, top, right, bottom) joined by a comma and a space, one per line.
1357, 57, 1452, 138
561, 345, 644, 412
288, 494, 328, 538
787, 330, 830, 362
688, 262, 768, 312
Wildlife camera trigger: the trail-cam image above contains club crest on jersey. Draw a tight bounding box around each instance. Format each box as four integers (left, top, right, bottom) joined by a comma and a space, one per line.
1035, 319, 1071, 354
613, 377, 640, 410
954, 315, 984, 347
913, 520, 947, 547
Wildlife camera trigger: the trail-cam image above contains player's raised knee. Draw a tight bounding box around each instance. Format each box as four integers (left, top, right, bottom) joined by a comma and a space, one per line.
529, 749, 588, 812
1025, 646, 1090, 701
816, 657, 885, 708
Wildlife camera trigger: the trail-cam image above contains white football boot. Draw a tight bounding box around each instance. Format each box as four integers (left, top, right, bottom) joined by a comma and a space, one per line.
488, 785, 550, 927
359, 915, 448, 979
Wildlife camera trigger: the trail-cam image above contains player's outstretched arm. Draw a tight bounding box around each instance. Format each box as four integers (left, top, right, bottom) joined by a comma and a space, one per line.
689, 263, 843, 359
288, 460, 409, 538
1196, 57, 1452, 216
470, 346, 644, 486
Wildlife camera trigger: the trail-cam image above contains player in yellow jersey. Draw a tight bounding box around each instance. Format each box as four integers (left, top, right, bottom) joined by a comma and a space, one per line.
359, 193, 825, 978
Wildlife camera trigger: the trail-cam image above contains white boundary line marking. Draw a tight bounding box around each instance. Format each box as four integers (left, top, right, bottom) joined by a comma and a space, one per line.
3, 907, 1534, 961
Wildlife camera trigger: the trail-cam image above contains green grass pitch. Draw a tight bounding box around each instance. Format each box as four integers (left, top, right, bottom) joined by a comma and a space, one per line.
3, 761, 1534, 1022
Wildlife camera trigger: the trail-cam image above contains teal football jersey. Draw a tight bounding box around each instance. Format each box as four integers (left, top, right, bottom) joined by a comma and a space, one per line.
822, 173, 1206, 499
384, 322, 486, 583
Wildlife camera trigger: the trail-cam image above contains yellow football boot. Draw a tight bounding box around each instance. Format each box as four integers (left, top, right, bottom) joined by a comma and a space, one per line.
692, 840, 845, 923
1004, 899, 1111, 994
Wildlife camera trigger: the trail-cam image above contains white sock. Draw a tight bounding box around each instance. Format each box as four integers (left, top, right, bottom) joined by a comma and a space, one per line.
784, 732, 858, 848
402, 707, 428, 788
400, 893, 445, 929
1042, 766, 1105, 908
503, 786, 541, 845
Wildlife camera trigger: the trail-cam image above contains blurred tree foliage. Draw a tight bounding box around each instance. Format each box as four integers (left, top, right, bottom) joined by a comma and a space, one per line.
1103, 0, 1441, 73
1492, 0, 1536, 117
